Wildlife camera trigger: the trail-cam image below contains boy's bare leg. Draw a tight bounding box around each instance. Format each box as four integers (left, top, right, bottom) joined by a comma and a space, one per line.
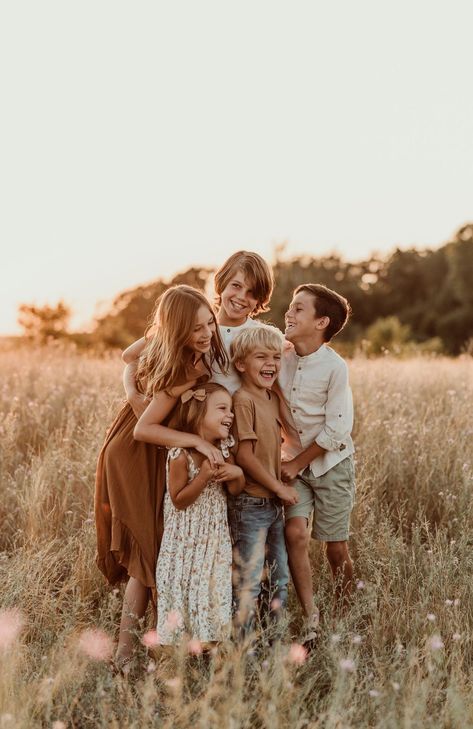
325, 541, 353, 613
284, 516, 314, 618
116, 576, 149, 666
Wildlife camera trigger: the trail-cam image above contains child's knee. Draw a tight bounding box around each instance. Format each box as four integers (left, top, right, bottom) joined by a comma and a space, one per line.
285, 518, 310, 552
326, 541, 350, 566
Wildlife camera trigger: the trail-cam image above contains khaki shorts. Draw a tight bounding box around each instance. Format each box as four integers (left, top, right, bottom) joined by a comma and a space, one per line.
285, 456, 355, 542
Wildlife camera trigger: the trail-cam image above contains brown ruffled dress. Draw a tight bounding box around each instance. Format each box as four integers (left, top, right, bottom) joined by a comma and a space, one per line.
95, 402, 167, 589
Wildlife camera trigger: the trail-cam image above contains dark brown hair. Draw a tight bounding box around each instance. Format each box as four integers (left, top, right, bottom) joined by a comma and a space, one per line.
295, 283, 351, 341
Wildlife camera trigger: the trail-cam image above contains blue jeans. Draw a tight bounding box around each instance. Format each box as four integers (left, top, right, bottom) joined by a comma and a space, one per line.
227, 494, 289, 637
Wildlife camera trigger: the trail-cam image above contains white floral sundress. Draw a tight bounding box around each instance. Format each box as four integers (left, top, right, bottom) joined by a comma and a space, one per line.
156, 447, 233, 644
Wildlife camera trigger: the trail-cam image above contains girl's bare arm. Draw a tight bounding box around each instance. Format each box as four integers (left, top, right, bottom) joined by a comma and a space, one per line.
122, 337, 146, 364
168, 453, 216, 510
133, 388, 225, 465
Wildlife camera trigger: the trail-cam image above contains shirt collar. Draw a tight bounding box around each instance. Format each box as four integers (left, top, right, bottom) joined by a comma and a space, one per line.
294, 343, 327, 362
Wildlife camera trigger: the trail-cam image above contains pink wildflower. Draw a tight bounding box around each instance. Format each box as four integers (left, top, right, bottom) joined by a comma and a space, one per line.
428, 634, 444, 651
187, 639, 203, 655
78, 628, 113, 661
339, 658, 356, 673
0, 608, 24, 651
142, 629, 160, 648
288, 643, 307, 665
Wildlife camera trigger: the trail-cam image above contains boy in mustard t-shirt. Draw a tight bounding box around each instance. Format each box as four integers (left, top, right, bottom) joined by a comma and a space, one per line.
228, 325, 298, 637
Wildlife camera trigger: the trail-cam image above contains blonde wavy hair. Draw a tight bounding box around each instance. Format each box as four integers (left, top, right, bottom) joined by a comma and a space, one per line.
136, 285, 228, 397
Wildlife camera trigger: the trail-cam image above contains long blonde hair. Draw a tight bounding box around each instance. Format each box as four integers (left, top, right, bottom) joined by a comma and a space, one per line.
136, 285, 228, 397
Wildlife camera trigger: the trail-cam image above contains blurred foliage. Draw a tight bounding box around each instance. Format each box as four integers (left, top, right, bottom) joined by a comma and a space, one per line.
17, 224, 473, 355
17, 300, 71, 343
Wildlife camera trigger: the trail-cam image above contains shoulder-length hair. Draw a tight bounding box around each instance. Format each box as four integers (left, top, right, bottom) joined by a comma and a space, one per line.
136, 285, 228, 397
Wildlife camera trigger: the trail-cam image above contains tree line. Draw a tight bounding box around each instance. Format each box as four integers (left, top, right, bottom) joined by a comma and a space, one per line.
17, 223, 473, 355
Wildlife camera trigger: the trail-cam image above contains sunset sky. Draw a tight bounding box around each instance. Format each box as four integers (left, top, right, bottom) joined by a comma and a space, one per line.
1, 1, 472, 334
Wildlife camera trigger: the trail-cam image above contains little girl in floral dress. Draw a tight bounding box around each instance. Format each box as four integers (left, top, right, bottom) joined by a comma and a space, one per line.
156, 382, 244, 645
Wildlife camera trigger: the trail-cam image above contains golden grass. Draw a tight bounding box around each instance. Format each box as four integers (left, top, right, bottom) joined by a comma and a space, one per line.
0, 346, 472, 728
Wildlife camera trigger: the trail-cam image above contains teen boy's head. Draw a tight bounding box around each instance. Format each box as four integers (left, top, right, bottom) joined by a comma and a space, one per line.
214, 251, 274, 318
285, 284, 351, 344
230, 324, 284, 390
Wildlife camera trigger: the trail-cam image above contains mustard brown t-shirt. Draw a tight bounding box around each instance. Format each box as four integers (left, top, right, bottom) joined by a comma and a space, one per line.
233, 386, 282, 498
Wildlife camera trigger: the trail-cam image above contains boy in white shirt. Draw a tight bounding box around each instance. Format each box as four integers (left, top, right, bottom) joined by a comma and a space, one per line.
278, 284, 355, 641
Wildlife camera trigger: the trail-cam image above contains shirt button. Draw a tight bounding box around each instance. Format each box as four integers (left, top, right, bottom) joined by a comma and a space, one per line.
298, 367, 301, 370
227, 329, 231, 333
292, 409, 296, 412
298, 430, 302, 434
292, 387, 296, 391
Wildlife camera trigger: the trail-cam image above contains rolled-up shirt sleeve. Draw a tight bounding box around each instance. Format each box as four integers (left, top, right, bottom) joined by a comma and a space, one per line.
315, 361, 353, 451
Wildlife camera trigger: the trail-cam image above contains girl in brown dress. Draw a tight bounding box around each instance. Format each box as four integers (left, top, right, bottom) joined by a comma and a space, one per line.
95, 285, 228, 667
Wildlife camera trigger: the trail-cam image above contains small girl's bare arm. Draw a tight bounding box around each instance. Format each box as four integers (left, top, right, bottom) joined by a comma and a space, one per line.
168, 453, 216, 510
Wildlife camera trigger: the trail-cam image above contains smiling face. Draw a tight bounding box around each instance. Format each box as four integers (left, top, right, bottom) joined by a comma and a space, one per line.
235, 347, 282, 391
218, 270, 259, 327
186, 304, 217, 355
285, 290, 328, 348
200, 390, 234, 443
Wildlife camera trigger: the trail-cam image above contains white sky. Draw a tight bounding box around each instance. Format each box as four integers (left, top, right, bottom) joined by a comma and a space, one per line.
1, 0, 472, 334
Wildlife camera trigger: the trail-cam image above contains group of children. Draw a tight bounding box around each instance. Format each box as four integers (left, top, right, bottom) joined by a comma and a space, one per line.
95, 251, 355, 666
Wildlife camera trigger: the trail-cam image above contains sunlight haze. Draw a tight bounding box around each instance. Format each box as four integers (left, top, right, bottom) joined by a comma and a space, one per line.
1, 0, 472, 334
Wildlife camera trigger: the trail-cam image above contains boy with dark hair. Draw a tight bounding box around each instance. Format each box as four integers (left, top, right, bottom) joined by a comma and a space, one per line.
279, 283, 355, 641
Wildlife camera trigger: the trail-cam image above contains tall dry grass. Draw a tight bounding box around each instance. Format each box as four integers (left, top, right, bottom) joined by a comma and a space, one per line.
0, 345, 472, 728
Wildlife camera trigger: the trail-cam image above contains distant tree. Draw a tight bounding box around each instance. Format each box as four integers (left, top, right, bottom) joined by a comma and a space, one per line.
92, 266, 212, 349
17, 300, 71, 342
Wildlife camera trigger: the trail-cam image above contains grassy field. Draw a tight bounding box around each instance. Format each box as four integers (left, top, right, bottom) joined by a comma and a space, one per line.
0, 345, 472, 728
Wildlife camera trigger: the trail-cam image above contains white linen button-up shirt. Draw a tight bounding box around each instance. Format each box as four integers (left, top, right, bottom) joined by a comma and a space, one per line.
212, 319, 259, 395
278, 343, 354, 478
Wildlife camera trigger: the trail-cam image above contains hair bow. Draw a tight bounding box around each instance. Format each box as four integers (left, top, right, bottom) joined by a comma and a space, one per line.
181, 388, 207, 404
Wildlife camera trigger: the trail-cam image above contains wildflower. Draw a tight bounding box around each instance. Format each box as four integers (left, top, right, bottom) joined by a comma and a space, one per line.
356, 580, 365, 590
454, 599, 460, 607
452, 633, 461, 641
369, 689, 380, 697
331, 633, 341, 644
52, 722, 66, 729
165, 610, 183, 631
288, 643, 307, 665
142, 630, 160, 648
146, 660, 156, 673
261, 660, 269, 669
187, 639, 203, 655
78, 628, 113, 661
165, 677, 181, 691
426, 613, 436, 622
270, 598, 282, 611
391, 681, 400, 691
0, 608, 24, 651
445, 599, 453, 606
339, 658, 356, 673
428, 635, 444, 651
352, 635, 362, 645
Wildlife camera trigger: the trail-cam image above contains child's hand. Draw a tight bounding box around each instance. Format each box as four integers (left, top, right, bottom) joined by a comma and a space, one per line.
195, 439, 225, 467
213, 463, 244, 483
200, 458, 219, 481
275, 483, 299, 506
281, 458, 301, 482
